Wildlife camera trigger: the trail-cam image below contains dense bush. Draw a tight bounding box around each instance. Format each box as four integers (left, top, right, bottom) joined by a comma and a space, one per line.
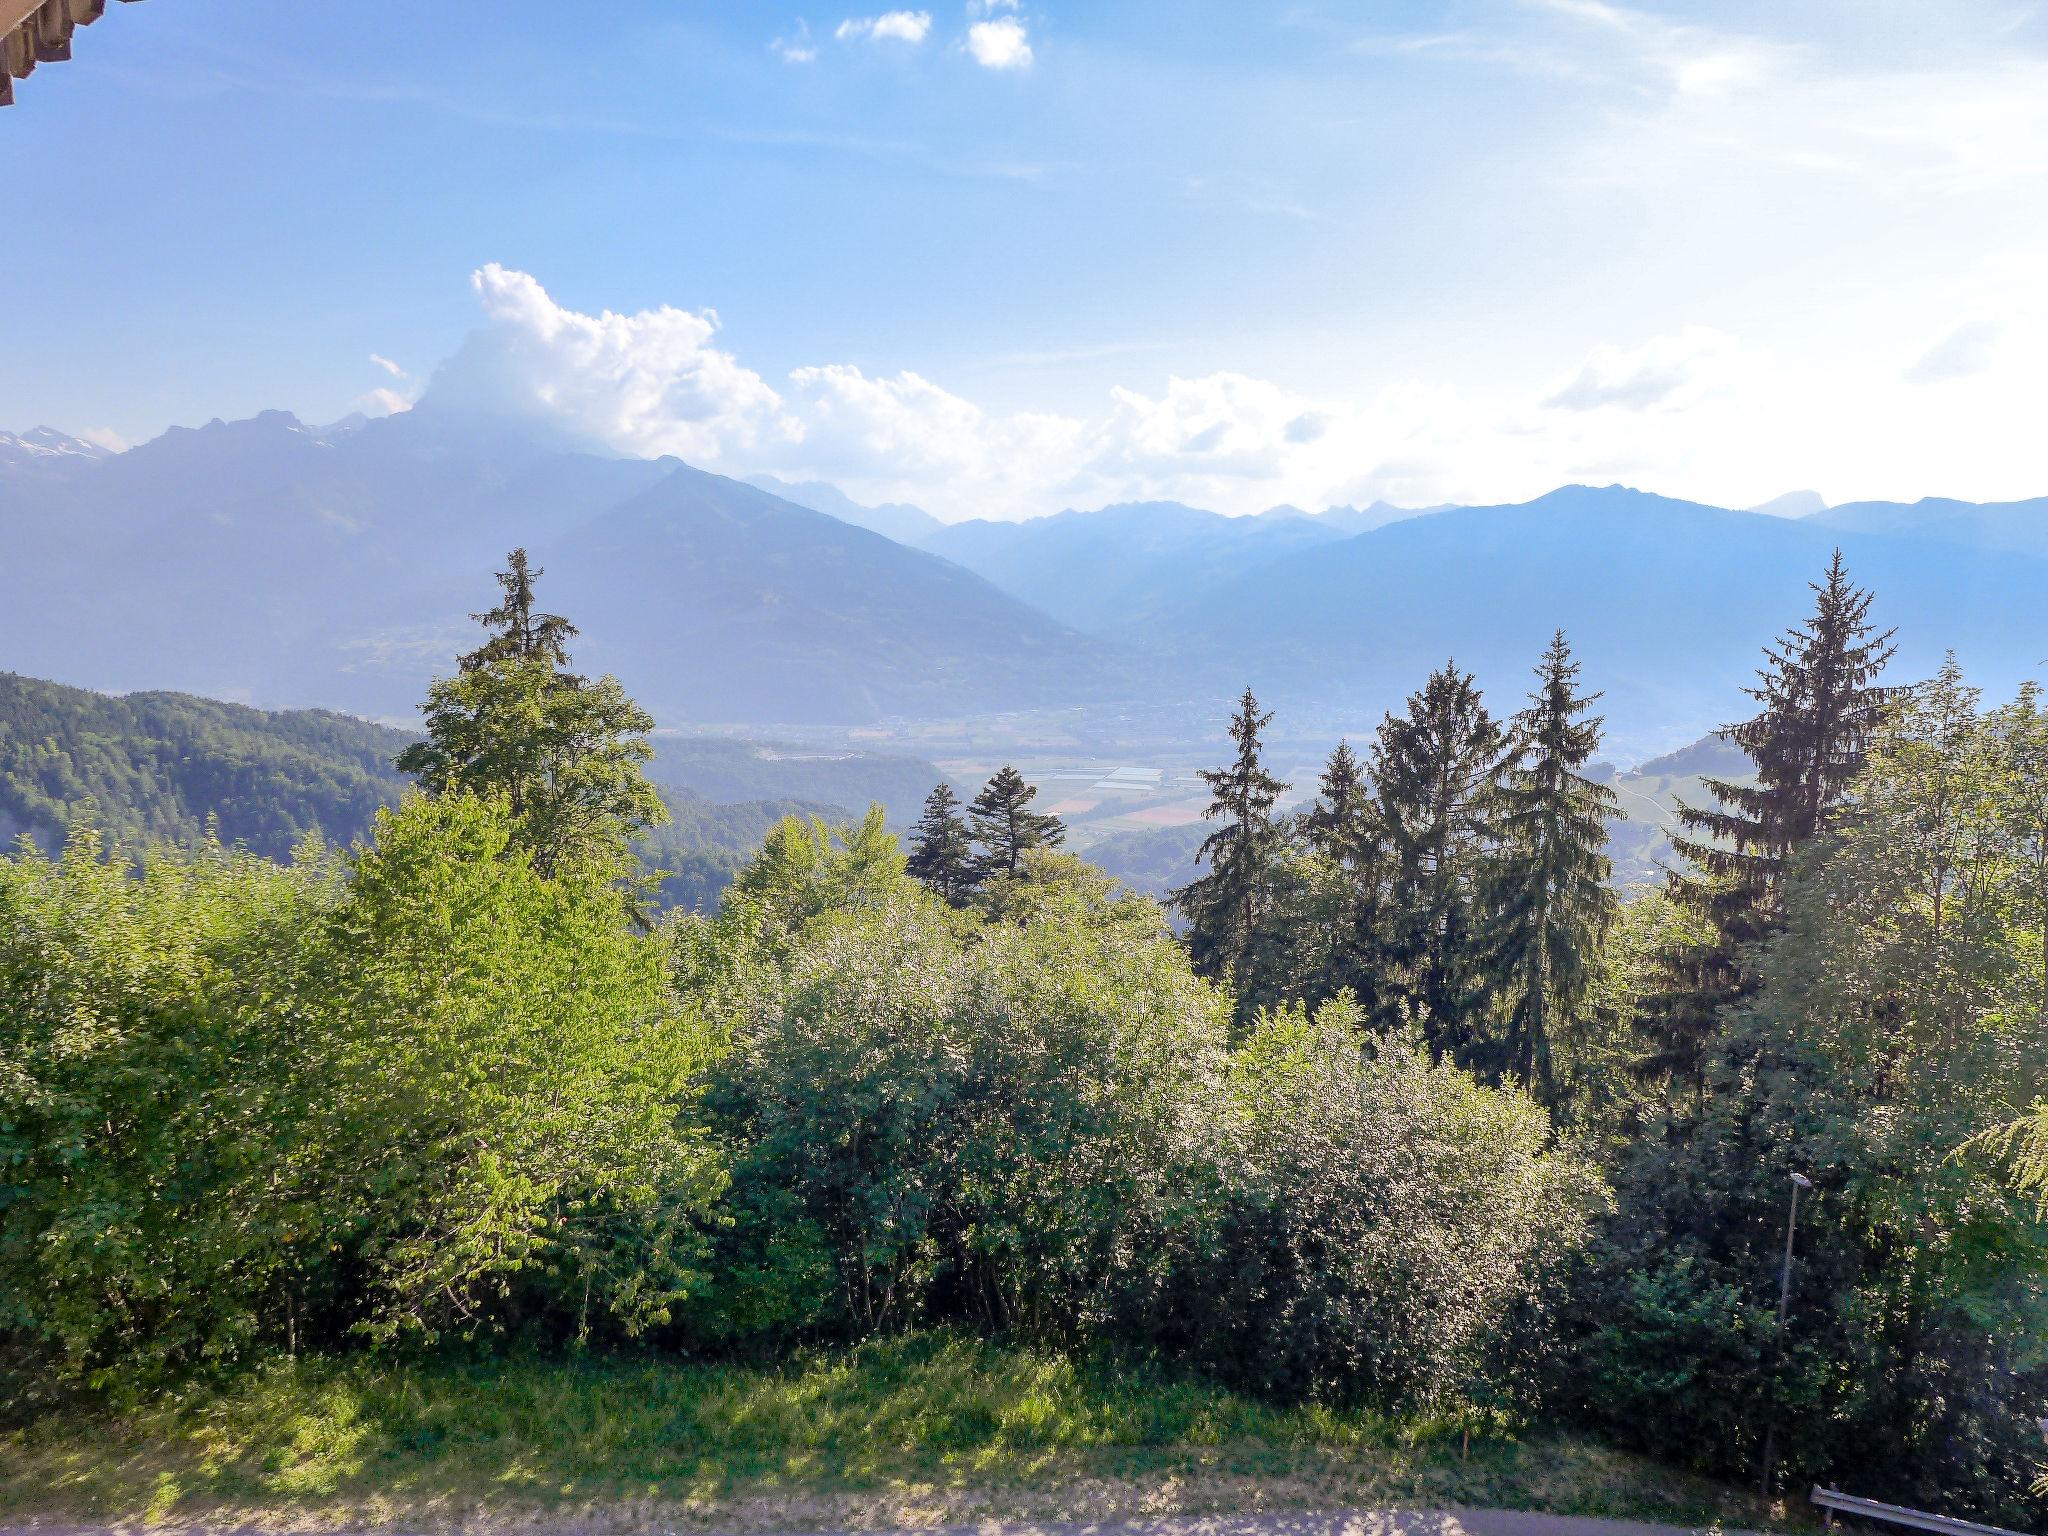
0, 795, 724, 1383
1175, 996, 1606, 1415
682, 843, 1233, 1343
0, 828, 339, 1383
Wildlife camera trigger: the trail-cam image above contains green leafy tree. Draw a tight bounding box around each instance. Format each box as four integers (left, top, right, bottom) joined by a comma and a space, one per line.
309, 793, 725, 1344
966, 765, 1064, 881
1480, 632, 1620, 1102
905, 781, 977, 903
1373, 662, 1503, 1060
396, 550, 666, 877
1174, 688, 1291, 1001
1637, 552, 1895, 1103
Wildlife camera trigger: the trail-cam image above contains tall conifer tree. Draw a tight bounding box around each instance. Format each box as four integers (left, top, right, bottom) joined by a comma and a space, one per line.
1480, 631, 1619, 1103
1174, 689, 1290, 991
967, 766, 1065, 880
397, 550, 665, 878
1303, 741, 1374, 863
1635, 552, 1895, 1100
1373, 662, 1503, 1060
1301, 738, 1391, 1014
906, 782, 977, 903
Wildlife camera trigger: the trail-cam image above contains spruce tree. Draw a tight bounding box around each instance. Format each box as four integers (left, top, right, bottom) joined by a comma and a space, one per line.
1174, 688, 1290, 994
1480, 631, 1619, 1103
1302, 741, 1374, 863
1300, 738, 1390, 1014
905, 781, 977, 903
1635, 552, 1895, 1101
1373, 661, 1503, 1061
397, 550, 666, 877
967, 766, 1064, 880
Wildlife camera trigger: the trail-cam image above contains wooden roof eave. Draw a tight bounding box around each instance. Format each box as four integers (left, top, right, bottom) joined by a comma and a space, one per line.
3, 0, 143, 107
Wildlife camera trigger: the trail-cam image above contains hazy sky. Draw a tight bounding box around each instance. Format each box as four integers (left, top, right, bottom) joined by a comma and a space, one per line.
7, 0, 2048, 517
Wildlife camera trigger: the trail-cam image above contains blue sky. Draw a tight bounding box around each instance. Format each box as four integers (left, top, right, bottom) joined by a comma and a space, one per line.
6, 0, 2048, 517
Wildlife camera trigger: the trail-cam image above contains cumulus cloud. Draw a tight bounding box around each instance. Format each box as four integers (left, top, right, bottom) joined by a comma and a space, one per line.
836, 10, 931, 44
967, 16, 1032, 69
415, 268, 2048, 520
77, 426, 129, 452
423, 265, 798, 463
771, 19, 817, 62
1903, 317, 2002, 385
1541, 326, 1749, 412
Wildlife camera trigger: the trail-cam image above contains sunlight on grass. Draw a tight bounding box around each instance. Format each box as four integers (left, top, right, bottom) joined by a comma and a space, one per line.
0, 1332, 1771, 1529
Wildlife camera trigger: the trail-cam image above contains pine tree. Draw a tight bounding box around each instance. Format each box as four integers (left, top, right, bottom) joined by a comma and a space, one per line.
464, 548, 577, 669
1635, 552, 1895, 1101
1373, 661, 1503, 1060
905, 781, 977, 903
1174, 688, 1290, 994
396, 550, 666, 878
967, 766, 1064, 880
1480, 631, 1620, 1103
1300, 738, 1391, 1015
1302, 740, 1374, 863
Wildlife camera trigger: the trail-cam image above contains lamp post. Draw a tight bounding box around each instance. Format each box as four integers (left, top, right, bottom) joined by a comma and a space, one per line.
1759, 1171, 1813, 1502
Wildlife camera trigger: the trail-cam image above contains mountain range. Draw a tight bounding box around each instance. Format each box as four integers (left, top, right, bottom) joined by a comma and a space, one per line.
5, 403, 2046, 754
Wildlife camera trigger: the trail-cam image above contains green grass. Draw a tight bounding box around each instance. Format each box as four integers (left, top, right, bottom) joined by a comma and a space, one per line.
1, 1332, 1777, 1531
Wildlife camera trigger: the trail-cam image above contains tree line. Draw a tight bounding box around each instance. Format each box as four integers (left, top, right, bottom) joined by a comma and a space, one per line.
4, 548, 2044, 1522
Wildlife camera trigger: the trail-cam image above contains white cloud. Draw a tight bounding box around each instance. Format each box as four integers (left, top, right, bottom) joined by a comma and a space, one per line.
356, 387, 414, 418
422, 268, 2048, 520
76, 425, 128, 452
771, 20, 817, 63
369, 353, 408, 379
835, 10, 931, 44
1542, 326, 1752, 412
966, 16, 1032, 69
1903, 317, 2002, 385
426, 265, 798, 463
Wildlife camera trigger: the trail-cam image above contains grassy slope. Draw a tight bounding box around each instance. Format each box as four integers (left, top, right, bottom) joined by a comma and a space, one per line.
1, 1334, 1775, 1532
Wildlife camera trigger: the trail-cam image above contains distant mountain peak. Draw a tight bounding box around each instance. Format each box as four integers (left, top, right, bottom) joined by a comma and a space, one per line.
1748, 489, 1827, 518
0, 426, 114, 465
743, 474, 944, 545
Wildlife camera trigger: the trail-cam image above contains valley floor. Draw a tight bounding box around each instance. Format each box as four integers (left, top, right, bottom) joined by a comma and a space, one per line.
0, 1336, 1778, 1534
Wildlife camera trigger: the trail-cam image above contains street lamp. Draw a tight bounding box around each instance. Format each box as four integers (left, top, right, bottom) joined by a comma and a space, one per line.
1760, 1171, 1813, 1502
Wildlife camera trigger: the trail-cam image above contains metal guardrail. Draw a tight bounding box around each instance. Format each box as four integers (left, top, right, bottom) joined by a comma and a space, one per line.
1811, 1485, 2034, 1536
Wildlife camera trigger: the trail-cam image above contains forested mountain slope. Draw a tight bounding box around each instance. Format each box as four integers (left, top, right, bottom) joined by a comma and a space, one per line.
0, 673, 885, 911
0, 672, 414, 858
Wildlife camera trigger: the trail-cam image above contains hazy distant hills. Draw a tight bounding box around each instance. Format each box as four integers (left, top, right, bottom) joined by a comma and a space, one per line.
6, 404, 2048, 751
918, 500, 1352, 631
0, 407, 1107, 725
1151, 485, 2048, 752
541, 464, 1110, 723
1809, 495, 2048, 560
745, 474, 944, 545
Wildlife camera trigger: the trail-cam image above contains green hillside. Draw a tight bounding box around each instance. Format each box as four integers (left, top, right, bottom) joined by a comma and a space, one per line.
0, 673, 860, 911
0, 672, 413, 859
